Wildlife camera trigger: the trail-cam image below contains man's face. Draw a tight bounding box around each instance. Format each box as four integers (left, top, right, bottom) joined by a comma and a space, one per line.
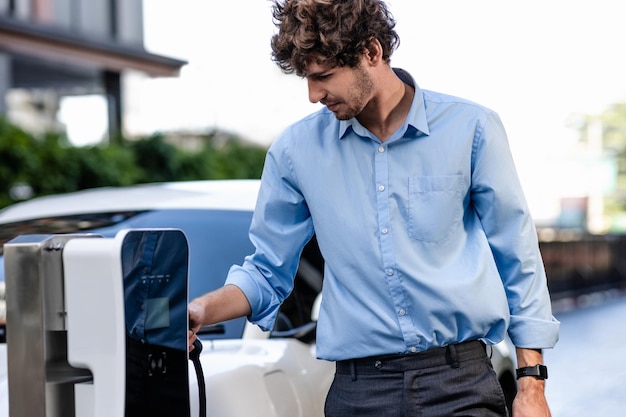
305, 58, 374, 120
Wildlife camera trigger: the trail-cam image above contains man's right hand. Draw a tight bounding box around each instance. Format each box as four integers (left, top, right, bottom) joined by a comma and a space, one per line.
188, 301, 205, 351
187, 285, 252, 352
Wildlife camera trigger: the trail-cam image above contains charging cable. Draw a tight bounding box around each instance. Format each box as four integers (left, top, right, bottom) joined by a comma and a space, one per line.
189, 339, 206, 417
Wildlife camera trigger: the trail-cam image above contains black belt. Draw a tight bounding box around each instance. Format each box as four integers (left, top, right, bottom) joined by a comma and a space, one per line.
336, 340, 486, 375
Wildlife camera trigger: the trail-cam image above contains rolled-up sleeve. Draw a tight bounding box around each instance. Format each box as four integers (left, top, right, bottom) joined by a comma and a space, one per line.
470, 112, 560, 349
225, 134, 314, 331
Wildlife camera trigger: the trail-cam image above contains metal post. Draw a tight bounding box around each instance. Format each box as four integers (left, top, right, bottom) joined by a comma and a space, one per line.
4, 235, 96, 417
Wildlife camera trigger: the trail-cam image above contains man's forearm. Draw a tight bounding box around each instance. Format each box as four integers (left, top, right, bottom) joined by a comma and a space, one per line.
516, 347, 543, 368
512, 347, 551, 417
515, 347, 547, 391
189, 284, 252, 329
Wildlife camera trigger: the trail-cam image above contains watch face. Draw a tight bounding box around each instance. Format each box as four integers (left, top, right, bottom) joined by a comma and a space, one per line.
516, 365, 548, 380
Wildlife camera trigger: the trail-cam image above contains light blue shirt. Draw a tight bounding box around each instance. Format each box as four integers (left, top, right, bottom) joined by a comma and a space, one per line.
226, 69, 560, 361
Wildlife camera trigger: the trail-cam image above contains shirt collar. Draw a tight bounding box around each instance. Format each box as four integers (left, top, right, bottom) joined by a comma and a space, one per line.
338, 68, 430, 140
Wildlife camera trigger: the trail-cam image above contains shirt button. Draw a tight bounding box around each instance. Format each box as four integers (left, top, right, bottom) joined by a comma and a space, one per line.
386, 269, 394, 276
381, 227, 388, 234
378, 185, 385, 192
399, 309, 406, 316
378, 146, 385, 153
410, 346, 418, 353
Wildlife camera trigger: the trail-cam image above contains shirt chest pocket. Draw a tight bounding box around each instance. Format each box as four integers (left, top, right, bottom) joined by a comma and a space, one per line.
408, 175, 465, 243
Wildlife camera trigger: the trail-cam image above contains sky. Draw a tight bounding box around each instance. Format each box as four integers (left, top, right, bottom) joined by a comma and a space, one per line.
62, 0, 626, 221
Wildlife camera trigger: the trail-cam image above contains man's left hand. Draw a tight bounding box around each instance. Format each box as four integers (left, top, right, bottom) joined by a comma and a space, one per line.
512, 377, 551, 417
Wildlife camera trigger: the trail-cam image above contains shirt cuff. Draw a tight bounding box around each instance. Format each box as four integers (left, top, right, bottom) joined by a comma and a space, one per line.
508, 314, 560, 349
224, 264, 280, 332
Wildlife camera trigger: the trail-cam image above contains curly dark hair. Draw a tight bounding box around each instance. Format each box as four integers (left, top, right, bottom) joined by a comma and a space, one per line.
270, 0, 400, 76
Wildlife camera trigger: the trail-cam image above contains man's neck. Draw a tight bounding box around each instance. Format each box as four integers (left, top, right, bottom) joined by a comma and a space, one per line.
357, 71, 414, 142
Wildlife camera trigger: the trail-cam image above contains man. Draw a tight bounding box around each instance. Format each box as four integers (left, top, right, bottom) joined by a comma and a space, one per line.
189, 0, 560, 416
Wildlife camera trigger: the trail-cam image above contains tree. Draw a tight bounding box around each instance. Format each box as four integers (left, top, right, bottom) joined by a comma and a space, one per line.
575, 103, 626, 231
0, 117, 268, 209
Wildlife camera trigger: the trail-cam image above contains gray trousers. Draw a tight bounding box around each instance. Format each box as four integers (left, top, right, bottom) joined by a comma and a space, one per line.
325, 341, 509, 417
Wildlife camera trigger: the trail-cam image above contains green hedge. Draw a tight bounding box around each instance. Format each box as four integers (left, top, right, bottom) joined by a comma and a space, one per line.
0, 117, 267, 209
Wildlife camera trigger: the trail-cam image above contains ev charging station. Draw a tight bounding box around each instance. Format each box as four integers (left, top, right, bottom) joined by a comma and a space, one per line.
4, 229, 192, 417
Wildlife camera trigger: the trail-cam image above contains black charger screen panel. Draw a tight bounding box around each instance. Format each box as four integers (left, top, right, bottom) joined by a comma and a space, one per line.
121, 229, 190, 417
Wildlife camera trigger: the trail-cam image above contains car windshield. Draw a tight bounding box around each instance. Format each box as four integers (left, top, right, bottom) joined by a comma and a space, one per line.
0, 209, 255, 339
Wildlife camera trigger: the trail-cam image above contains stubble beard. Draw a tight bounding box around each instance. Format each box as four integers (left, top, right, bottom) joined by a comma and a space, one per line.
333, 66, 374, 121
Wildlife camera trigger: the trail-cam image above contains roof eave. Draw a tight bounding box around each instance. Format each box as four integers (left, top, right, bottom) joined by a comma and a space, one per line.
0, 17, 187, 77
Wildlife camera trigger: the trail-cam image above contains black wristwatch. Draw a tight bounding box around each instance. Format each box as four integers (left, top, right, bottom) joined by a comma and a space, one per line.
516, 364, 548, 380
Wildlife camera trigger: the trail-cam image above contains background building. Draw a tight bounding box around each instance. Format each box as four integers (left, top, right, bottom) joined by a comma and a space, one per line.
0, 0, 185, 141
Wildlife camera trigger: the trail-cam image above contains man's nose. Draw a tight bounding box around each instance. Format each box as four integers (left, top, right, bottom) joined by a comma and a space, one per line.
307, 79, 325, 104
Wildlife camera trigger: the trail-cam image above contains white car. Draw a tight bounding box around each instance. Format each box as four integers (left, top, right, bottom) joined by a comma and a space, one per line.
0, 180, 517, 416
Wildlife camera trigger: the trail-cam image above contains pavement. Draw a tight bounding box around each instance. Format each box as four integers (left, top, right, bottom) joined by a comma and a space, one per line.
544, 290, 626, 416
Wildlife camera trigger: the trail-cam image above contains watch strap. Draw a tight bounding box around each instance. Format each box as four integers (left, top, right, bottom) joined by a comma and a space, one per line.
516, 364, 548, 380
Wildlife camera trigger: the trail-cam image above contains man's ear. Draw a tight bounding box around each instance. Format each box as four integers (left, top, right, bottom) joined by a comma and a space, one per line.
363, 38, 384, 66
